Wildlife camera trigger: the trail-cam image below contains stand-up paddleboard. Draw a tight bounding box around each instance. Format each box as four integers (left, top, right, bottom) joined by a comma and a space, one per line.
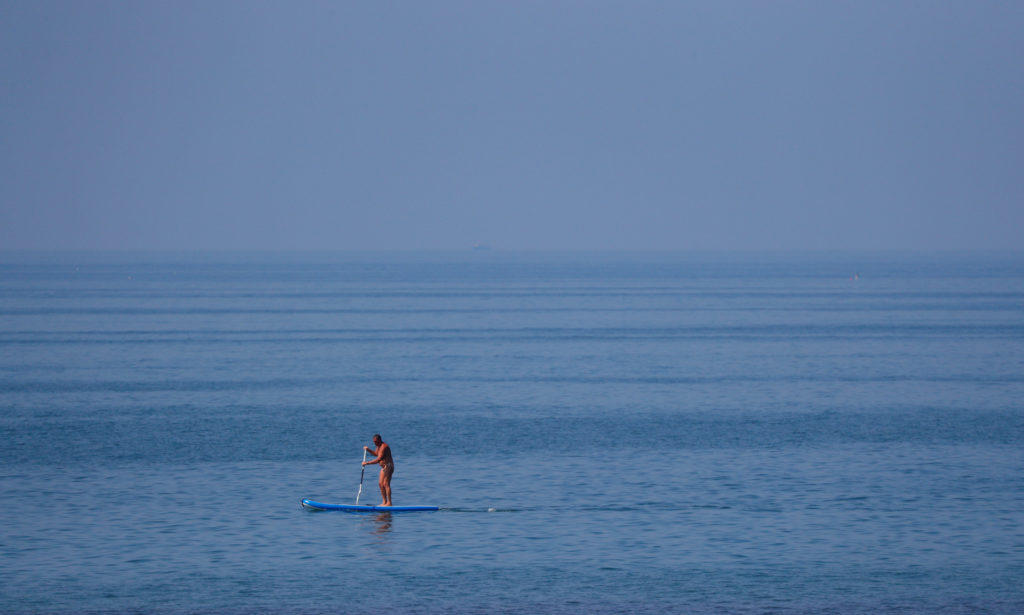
301, 498, 438, 512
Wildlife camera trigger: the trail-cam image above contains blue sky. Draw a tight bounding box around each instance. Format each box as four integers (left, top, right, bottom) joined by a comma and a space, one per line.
2, 1, 1022, 251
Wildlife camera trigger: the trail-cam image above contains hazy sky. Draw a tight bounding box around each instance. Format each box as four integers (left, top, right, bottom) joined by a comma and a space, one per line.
2, 1, 1022, 251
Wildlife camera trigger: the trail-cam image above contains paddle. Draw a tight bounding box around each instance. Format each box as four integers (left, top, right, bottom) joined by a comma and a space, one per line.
355, 448, 368, 505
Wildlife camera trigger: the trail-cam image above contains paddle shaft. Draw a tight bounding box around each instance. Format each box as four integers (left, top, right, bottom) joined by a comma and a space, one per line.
355, 448, 367, 505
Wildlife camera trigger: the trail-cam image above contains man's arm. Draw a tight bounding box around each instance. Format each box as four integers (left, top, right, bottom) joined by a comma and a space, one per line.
362, 445, 383, 465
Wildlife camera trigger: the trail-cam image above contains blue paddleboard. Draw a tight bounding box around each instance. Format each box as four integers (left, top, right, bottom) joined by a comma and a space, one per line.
301, 498, 438, 512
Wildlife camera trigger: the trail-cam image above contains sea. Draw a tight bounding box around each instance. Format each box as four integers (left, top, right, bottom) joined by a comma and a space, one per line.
1, 251, 1022, 614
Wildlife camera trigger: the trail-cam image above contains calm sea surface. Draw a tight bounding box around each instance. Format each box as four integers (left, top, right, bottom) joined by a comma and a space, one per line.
1, 251, 1022, 614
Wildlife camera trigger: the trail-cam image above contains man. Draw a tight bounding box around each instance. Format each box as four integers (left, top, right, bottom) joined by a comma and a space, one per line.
362, 434, 394, 506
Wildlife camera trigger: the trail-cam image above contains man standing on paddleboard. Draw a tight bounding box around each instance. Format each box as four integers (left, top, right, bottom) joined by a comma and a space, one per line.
362, 434, 394, 506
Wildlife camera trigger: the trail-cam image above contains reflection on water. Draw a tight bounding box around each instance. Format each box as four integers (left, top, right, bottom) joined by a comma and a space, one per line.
370, 512, 392, 536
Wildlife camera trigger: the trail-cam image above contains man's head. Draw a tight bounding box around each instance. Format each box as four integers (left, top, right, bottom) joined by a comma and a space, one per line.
372, 434, 382, 445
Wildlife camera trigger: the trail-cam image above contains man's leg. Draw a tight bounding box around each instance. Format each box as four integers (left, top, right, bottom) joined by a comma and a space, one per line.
378, 468, 389, 505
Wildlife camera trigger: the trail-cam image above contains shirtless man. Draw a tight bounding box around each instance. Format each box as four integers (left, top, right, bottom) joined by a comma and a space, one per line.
362, 434, 394, 506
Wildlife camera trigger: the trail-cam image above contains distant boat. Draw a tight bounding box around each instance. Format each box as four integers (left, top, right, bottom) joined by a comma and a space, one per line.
472, 243, 491, 251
